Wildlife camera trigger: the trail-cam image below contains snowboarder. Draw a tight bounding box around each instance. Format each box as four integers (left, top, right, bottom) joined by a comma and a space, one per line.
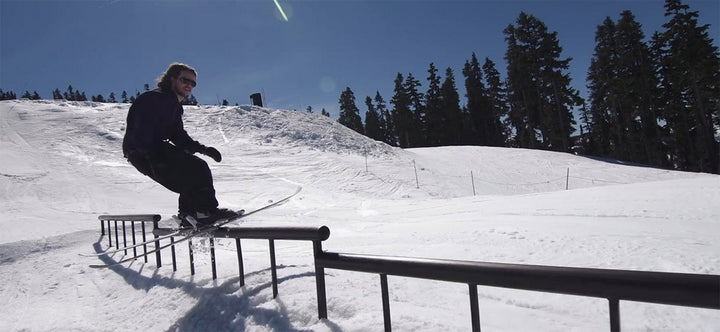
122, 62, 237, 226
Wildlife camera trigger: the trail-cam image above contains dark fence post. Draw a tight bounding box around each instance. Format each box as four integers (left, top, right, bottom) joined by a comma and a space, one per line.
121, 221, 128, 254
188, 239, 195, 275
236, 239, 245, 286
114, 221, 119, 249
153, 219, 161, 267
609, 298, 620, 332
106, 220, 112, 247
314, 240, 328, 319
210, 237, 217, 280
380, 274, 391, 332
131, 222, 137, 257
269, 239, 278, 298
171, 237, 177, 271
469, 284, 481, 332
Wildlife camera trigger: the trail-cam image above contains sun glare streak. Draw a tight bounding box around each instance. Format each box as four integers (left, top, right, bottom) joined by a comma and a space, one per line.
273, 0, 289, 22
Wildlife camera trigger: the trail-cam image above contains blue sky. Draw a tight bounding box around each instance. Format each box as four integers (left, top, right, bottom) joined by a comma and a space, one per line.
1, 0, 718, 118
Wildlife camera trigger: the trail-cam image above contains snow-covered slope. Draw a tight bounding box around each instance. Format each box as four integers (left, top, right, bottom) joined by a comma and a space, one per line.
1, 100, 718, 331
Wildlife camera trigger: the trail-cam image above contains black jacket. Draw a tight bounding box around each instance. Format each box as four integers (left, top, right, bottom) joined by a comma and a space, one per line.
122, 89, 201, 156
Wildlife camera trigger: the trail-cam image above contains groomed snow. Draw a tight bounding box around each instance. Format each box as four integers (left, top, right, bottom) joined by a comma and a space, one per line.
0, 100, 718, 331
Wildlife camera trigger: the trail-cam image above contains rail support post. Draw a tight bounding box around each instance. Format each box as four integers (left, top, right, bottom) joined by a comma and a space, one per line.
314, 241, 328, 319
469, 284, 480, 332
269, 239, 278, 298
380, 274, 391, 332
609, 298, 620, 332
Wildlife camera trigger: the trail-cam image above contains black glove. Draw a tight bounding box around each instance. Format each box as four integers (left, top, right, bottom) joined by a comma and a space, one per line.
198, 145, 222, 162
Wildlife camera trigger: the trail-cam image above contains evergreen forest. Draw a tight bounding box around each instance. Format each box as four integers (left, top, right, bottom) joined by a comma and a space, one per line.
337, 0, 719, 174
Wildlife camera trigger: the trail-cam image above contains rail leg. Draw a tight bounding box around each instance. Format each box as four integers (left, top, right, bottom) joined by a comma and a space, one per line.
609, 298, 621, 332
131, 222, 137, 257
236, 239, 245, 286
122, 221, 128, 254
314, 241, 328, 319
269, 239, 278, 298
171, 237, 177, 271
106, 220, 111, 247
188, 238, 195, 275
153, 220, 161, 267
210, 237, 217, 280
114, 221, 119, 249
380, 274, 391, 332
469, 284, 480, 332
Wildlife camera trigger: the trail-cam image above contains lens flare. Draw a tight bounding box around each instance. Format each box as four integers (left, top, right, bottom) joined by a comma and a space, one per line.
273, 0, 289, 22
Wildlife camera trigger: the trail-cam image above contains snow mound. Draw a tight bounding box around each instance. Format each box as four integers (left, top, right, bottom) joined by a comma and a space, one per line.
189, 104, 399, 157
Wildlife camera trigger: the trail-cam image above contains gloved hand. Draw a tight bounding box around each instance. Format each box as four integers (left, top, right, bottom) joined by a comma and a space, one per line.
198, 145, 222, 162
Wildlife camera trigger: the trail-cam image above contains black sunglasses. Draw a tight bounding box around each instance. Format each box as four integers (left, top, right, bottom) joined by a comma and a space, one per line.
178, 76, 197, 87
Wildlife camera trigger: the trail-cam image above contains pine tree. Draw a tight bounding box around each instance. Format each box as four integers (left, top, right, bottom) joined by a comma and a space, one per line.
0, 90, 17, 100
64, 85, 76, 101
615, 10, 665, 166
321, 108, 330, 117
364, 96, 382, 141
425, 63, 443, 146
482, 57, 510, 146
439, 67, 464, 146
338, 87, 364, 134
586, 17, 617, 158
52, 89, 63, 100
504, 12, 581, 152
391, 73, 413, 148
654, 0, 720, 173
121, 91, 129, 103
463, 53, 487, 145
405, 73, 425, 147
374, 91, 394, 146
108, 92, 117, 103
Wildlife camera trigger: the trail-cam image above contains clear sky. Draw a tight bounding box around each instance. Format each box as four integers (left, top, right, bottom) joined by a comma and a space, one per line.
1, 0, 718, 118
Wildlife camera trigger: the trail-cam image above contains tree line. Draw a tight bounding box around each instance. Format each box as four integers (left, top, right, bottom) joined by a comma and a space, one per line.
337, 0, 719, 174
0, 83, 200, 105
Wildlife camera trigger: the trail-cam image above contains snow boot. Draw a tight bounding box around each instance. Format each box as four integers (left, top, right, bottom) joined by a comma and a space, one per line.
195, 208, 239, 226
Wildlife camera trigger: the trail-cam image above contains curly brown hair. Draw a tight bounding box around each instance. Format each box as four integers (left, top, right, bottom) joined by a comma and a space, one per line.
157, 62, 197, 92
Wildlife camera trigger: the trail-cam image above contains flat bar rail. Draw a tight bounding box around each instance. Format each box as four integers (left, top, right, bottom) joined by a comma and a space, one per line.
98, 214, 161, 264
154, 225, 331, 301
315, 252, 720, 332
95, 216, 719, 331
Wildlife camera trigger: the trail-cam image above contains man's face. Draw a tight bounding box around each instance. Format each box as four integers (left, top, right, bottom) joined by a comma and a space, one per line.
172, 70, 197, 100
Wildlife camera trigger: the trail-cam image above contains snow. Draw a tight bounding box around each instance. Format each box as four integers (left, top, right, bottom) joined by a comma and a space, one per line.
1, 99, 718, 331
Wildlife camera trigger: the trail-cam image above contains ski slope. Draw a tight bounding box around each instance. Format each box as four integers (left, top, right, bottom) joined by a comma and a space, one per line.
0, 99, 718, 331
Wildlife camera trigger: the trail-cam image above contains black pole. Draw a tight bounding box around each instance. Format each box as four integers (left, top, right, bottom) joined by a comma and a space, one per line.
469, 284, 480, 331
314, 240, 328, 319
270, 239, 278, 298
380, 274, 391, 332
210, 237, 217, 280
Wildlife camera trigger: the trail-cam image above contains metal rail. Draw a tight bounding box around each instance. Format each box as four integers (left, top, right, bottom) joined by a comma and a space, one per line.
96, 215, 719, 331
314, 252, 720, 331
98, 214, 161, 264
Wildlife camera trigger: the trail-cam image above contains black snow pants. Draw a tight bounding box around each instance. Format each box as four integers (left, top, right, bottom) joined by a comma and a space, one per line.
127, 142, 218, 214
